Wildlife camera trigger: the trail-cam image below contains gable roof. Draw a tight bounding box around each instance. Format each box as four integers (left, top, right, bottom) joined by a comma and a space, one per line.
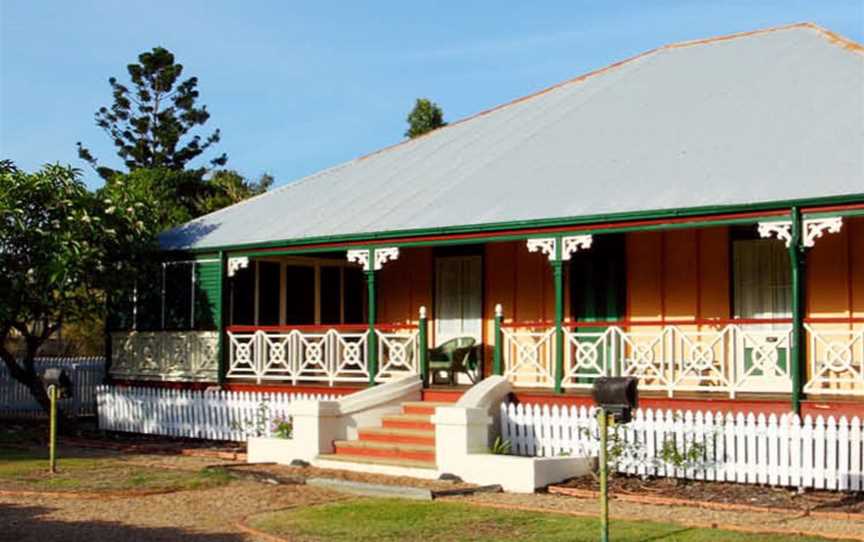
161, 23, 864, 251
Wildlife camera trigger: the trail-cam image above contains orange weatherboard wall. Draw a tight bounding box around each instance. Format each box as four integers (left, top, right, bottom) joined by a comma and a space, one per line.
372, 219, 862, 327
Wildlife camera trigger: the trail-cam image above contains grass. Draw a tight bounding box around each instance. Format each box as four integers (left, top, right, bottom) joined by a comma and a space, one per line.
0, 445, 234, 493
249, 498, 844, 542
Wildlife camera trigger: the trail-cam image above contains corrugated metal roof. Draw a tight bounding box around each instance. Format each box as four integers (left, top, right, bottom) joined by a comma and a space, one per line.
161, 23, 864, 251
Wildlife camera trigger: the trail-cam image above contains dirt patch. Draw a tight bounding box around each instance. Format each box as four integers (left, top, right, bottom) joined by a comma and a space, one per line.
557, 474, 864, 514
0, 480, 346, 542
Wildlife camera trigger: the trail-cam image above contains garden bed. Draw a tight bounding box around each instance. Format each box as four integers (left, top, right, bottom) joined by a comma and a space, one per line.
552, 474, 864, 515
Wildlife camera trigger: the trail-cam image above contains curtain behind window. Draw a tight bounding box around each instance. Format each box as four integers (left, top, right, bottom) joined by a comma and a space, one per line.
732, 240, 791, 327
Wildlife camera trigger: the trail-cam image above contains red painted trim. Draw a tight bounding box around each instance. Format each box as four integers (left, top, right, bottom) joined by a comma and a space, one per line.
801, 400, 864, 419
225, 323, 416, 333
224, 382, 358, 396
801, 202, 864, 214
108, 379, 214, 390
803, 317, 864, 324
503, 317, 794, 328
511, 392, 796, 415
245, 209, 791, 255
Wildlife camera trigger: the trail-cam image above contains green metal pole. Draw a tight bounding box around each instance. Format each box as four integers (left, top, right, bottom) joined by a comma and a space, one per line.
789, 208, 805, 414
493, 304, 503, 375
366, 265, 378, 386
553, 258, 565, 394
419, 306, 429, 387
598, 408, 609, 542
48, 385, 57, 474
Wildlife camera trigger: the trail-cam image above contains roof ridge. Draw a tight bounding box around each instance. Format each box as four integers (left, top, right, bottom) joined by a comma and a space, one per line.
355, 22, 862, 163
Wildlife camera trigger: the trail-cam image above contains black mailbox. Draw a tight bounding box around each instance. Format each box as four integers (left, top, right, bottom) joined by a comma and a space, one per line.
592, 377, 638, 423
41, 368, 73, 399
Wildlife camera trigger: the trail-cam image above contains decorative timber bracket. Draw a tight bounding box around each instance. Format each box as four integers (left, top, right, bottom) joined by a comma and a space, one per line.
226, 256, 250, 277
757, 216, 843, 248
526, 235, 593, 261
347, 247, 400, 271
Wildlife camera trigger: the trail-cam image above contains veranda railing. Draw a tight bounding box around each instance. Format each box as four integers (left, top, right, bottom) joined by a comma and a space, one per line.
804, 317, 864, 396
226, 323, 420, 385
498, 314, 798, 397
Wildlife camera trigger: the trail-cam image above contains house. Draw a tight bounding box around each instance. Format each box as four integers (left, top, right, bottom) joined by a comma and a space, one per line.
107, 23, 864, 432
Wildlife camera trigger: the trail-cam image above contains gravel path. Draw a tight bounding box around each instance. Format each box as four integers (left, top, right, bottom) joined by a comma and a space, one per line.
446, 492, 864, 541
0, 480, 344, 542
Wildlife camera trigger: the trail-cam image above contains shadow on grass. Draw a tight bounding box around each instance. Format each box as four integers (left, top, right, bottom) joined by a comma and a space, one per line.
0, 503, 245, 542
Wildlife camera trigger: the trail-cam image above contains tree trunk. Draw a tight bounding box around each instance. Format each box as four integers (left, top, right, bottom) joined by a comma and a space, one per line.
0, 343, 51, 414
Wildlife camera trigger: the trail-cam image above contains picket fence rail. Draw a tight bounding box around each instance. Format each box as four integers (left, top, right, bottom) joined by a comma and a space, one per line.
96, 385, 336, 441
500, 402, 864, 491
0, 357, 105, 417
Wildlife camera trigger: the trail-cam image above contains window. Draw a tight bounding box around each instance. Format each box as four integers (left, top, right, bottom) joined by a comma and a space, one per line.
285, 265, 316, 325
231, 263, 255, 325
258, 262, 281, 326
732, 238, 791, 323
343, 267, 365, 324
320, 266, 342, 325
164, 262, 193, 330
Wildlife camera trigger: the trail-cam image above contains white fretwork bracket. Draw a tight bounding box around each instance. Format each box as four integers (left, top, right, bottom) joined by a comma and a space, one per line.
757, 221, 793, 247
527, 235, 593, 261
227, 256, 249, 277
347, 247, 400, 271
526, 238, 557, 261
758, 217, 843, 248
803, 217, 843, 248
561, 235, 593, 260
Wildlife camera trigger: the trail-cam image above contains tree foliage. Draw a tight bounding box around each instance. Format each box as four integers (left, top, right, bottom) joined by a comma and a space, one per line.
405, 98, 447, 139
77, 47, 227, 180
198, 170, 273, 215
0, 161, 159, 411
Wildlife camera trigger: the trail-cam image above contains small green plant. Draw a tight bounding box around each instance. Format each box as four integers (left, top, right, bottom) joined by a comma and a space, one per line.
232, 400, 271, 438
271, 416, 293, 439
659, 436, 709, 470
490, 436, 511, 455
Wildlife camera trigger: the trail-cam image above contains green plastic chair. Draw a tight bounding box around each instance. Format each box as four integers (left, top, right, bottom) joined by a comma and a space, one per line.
428, 337, 476, 386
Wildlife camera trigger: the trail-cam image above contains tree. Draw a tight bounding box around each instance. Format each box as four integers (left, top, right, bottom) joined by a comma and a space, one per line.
0, 161, 159, 412
77, 47, 227, 180
198, 170, 274, 214
405, 98, 447, 139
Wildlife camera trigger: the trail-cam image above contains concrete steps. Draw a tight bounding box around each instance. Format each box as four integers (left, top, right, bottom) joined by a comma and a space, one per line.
323, 400, 450, 468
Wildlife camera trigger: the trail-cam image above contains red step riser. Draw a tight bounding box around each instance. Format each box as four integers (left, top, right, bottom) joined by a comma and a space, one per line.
358, 432, 435, 446
333, 446, 435, 463
402, 405, 438, 416
382, 420, 434, 431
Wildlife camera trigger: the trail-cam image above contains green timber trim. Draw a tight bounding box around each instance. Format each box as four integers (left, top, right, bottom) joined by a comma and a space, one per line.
552, 249, 565, 394
493, 306, 503, 376
419, 309, 429, 387
171, 193, 864, 256
789, 209, 806, 414
217, 250, 227, 385
365, 257, 378, 386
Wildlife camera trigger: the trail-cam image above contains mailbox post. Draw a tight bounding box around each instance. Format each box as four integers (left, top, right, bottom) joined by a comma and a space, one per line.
592, 377, 638, 542
41, 369, 73, 473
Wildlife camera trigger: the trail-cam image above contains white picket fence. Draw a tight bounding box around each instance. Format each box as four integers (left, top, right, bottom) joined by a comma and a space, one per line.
500, 403, 864, 491
0, 357, 105, 417
96, 385, 336, 441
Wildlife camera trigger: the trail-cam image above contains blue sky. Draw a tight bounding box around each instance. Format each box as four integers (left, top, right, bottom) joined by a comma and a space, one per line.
2, 1, 862, 189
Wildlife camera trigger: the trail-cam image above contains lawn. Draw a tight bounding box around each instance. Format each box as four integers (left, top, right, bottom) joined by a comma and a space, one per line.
0, 445, 233, 493
249, 498, 846, 542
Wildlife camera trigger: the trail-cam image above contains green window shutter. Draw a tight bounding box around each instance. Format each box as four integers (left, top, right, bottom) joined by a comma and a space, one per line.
194, 258, 222, 331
